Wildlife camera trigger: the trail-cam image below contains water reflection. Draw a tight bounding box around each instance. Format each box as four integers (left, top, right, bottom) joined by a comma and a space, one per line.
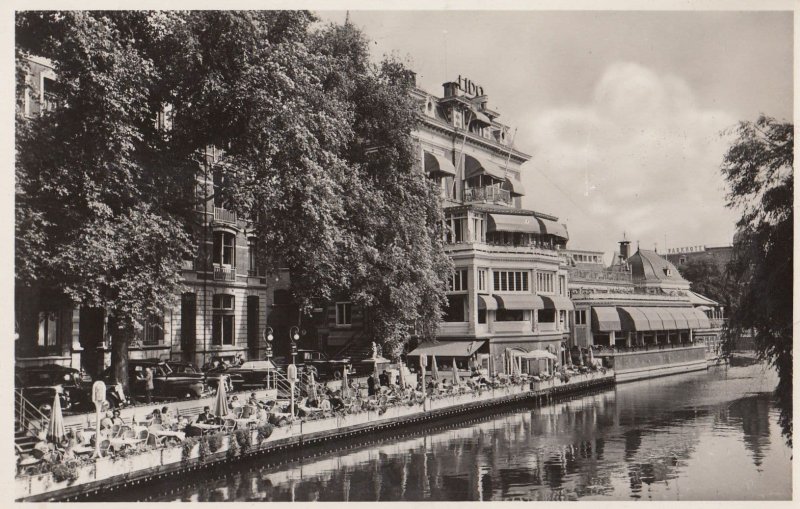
104, 363, 790, 501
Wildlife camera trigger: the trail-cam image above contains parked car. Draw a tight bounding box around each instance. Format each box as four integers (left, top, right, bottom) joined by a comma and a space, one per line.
166, 361, 244, 392
15, 365, 93, 413
295, 349, 352, 381
101, 359, 209, 402
207, 360, 278, 390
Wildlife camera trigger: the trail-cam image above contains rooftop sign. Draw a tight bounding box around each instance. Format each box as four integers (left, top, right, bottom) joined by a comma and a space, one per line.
457, 75, 484, 98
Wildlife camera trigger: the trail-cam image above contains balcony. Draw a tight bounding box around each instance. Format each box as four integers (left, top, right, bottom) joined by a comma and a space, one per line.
463, 185, 512, 205
213, 207, 237, 225
213, 265, 236, 281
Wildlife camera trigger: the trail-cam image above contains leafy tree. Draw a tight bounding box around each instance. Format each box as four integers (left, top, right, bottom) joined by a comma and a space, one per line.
721, 115, 793, 446
16, 11, 194, 388
16, 11, 451, 385
677, 256, 731, 307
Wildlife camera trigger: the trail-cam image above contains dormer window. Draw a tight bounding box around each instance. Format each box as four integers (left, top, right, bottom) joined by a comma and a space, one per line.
664, 268, 673, 276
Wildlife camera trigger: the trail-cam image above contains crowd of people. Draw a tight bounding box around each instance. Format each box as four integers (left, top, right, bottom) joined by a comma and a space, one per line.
17, 359, 608, 478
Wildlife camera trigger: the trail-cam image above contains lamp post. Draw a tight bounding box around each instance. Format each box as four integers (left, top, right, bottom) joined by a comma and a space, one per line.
264, 327, 274, 359
289, 326, 300, 365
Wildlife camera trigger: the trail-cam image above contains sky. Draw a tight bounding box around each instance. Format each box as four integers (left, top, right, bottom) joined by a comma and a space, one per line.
317, 10, 793, 258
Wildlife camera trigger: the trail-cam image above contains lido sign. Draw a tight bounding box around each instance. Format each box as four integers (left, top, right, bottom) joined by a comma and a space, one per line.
457, 75, 484, 97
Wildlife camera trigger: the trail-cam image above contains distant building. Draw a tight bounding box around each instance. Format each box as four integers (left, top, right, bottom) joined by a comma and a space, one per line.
665, 244, 733, 272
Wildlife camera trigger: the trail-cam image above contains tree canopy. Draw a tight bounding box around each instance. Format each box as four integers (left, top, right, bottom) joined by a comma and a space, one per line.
16, 11, 451, 382
720, 115, 793, 446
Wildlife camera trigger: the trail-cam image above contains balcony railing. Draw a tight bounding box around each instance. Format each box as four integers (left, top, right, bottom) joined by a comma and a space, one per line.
463, 185, 512, 205
214, 265, 236, 281
213, 207, 237, 224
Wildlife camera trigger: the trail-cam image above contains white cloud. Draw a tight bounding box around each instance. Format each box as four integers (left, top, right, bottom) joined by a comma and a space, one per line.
520, 62, 740, 256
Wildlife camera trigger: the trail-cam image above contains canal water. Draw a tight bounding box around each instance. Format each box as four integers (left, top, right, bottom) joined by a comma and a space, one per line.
107, 362, 791, 501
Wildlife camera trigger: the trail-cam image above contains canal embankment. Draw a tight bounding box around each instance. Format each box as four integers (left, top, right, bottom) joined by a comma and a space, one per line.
16, 370, 614, 502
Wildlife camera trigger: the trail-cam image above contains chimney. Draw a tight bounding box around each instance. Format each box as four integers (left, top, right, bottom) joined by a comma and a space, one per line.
443, 81, 461, 98
619, 237, 631, 263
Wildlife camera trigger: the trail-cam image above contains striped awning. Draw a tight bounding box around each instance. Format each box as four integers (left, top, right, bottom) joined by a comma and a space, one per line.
667, 308, 690, 329
495, 294, 544, 310
591, 307, 621, 332
654, 308, 677, 330
464, 154, 507, 180
506, 178, 526, 197
541, 295, 575, 311
424, 151, 456, 176
618, 307, 651, 331
536, 218, 569, 240
638, 308, 665, 331
477, 294, 498, 311
487, 213, 541, 234
674, 307, 701, 329
690, 307, 712, 329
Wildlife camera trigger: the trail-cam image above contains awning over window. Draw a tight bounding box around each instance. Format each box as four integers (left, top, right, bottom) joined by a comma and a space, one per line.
423, 151, 456, 177
407, 340, 486, 357
665, 308, 690, 329
494, 294, 544, 310
477, 294, 498, 311
516, 350, 558, 361
470, 107, 492, 126
654, 308, 677, 330
536, 218, 569, 240
506, 177, 526, 197
638, 308, 665, 331
618, 307, 651, 331
591, 307, 621, 332
487, 213, 541, 234
673, 307, 700, 329
690, 307, 712, 329
541, 295, 575, 311
464, 154, 507, 180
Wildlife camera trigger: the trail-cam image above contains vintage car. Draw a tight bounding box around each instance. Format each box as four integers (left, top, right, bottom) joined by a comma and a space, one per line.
207, 359, 279, 390
15, 365, 94, 413
295, 349, 352, 381
101, 359, 209, 402
165, 361, 244, 392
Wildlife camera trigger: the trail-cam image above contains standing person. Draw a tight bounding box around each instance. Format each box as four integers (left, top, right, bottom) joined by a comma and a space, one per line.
367, 373, 376, 397
379, 370, 389, 387
144, 366, 154, 404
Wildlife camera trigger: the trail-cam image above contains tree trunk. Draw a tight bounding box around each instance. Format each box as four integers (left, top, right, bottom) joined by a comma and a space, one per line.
109, 314, 134, 394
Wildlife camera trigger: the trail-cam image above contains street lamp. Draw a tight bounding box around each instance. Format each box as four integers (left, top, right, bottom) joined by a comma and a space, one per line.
264, 327, 274, 359
289, 326, 300, 365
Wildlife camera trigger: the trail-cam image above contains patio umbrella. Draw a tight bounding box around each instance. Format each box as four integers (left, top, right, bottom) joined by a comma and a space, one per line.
419, 357, 426, 388
46, 392, 65, 444
308, 370, 318, 401
431, 355, 439, 381
398, 362, 406, 390
452, 358, 460, 386
341, 367, 349, 399
212, 379, 230, 418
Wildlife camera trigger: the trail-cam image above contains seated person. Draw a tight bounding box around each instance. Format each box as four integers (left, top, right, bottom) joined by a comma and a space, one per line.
255, 403, 269, 423
195, 406, 217, 425
328, 392, 344, 411
100, 411, 114, 431
110, 409, 124, 426
183, 423, 203, 438
175, 415, 189, 431
229, 395, 242, 409
160, 406, 174, 427
248, 393, 259, 406
32, 432, 50, 459
149, 408, 163, 425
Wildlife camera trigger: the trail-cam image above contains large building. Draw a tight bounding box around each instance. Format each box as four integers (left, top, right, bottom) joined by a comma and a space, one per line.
401, 76, 573, 373
566, 238, 726, 380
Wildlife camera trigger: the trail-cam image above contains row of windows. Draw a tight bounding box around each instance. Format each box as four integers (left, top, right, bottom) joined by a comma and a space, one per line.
443, 213, 486, 244
571, 253, 601, 263
493, 271, 529, 292
448, 268, 563, 294
536, 272, 555, 294
444, 297, 570, 326
448, 269, 469, 292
